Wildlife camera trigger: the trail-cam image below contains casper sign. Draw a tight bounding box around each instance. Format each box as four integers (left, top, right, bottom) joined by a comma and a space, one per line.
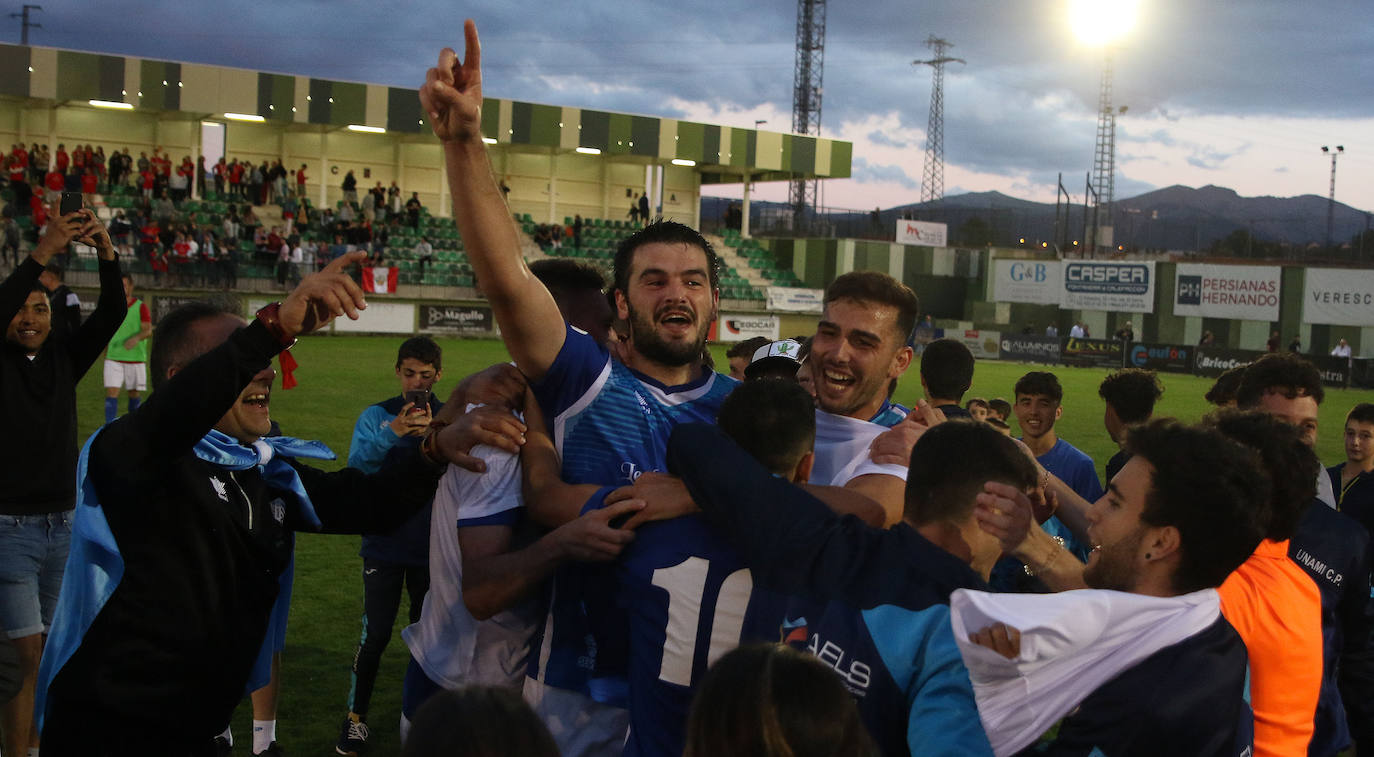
1061, 261, 1156, 313
895, 219, 948, 248
1173, 264, 1281, 321
1304, 268, 1374, 327
992, 259, 1062, 305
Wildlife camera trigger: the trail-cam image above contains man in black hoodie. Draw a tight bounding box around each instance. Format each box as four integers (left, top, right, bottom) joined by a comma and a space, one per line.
0, 208, 125, 757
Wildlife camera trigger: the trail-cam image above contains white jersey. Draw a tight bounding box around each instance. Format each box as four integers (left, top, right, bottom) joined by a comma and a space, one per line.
811, 409, 908, 487
401, 443, 541, 690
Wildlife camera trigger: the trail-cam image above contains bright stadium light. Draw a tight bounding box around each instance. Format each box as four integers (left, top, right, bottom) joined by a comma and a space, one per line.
575, 147, 602, 155
89, 100, 133, 110
1069, 0, 1139, 45
347, 124, 386, 134
671, 158, 696, 167
481, 137, 497, 144
224, 112, 265, 123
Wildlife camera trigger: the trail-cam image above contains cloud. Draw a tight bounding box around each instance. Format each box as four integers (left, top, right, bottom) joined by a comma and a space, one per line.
852, 157, 919, 189
866, 131, 912, 149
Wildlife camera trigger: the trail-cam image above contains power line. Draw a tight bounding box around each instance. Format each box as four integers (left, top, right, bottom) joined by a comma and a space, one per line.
914, 35, 964, 204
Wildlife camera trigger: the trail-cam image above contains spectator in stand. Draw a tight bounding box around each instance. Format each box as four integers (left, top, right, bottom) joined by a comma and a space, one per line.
406, 192, 422, 229
1113, 321, 1134, 343
361, 188, 376, 224
0, 216, 19, 267
342, 170, 358, 206
1289, 334, 1303, 353
228, 159, 244, 199
213, 158, 226, 196
54, 145, 68, 177
295, 164, 307, 198
1068, 321, 1085, 339
1267, 330, 1281, 352
1333, 339, 1353, 358
725, 336, 771, 381
196, 155, 207, 198
139, 165, 155, 203
388, 182, 401, 216
80, 168, 98, 203
153, 191, 175, 227
43, 167, 63, 206
414, 236, 435, 276
573, 214, 583, 249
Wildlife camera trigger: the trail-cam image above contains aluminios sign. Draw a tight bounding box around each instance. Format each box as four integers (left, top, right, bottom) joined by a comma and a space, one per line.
1060, 260, 1156, 313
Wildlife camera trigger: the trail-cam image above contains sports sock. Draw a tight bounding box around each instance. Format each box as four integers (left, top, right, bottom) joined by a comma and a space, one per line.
218, 725, 233, 745
252, 719, 276, 753
104, 397, 118, 423
399, 713, 411, 746
128, 396, 141, 413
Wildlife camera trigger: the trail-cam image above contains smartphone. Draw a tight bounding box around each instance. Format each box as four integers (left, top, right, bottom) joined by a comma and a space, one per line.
403, 389, 432, 412
60, 191, 83, 217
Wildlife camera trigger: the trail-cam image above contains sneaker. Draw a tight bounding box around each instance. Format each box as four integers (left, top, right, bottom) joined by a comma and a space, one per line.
335, 714, 370, 756
213, 736, 233, 757
255, 743, 284, 757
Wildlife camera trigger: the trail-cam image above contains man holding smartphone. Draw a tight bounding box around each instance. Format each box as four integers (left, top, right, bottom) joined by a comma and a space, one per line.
335, 336, 444, 755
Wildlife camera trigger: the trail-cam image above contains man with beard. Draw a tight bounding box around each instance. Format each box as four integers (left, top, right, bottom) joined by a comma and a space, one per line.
421, 22, 736, 754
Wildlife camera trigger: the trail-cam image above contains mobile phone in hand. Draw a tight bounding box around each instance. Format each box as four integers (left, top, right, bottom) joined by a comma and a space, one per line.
60, 191, 83, 217
403, 389, 432, 412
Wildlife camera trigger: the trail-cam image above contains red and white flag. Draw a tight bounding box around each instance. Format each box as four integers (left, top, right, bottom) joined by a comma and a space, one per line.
362, 266, 398, 294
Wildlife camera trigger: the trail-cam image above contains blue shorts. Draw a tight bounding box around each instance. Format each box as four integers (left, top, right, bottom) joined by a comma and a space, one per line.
0, 511, 73, 639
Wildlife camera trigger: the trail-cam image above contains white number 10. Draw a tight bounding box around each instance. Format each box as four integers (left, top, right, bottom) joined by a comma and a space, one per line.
651, 557, 753, 686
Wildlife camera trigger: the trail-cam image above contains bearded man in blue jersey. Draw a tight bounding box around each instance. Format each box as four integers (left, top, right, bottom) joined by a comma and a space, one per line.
423, 22, 737, 755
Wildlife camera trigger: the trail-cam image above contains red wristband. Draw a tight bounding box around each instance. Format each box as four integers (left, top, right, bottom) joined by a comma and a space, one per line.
254, 302, 296, 348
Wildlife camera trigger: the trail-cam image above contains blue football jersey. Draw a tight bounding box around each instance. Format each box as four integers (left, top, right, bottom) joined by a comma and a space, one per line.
527, 326, 738, 703
617, 515, 785, 757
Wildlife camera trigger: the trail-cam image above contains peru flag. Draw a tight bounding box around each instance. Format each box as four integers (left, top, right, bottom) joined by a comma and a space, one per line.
362, 266, 398, 294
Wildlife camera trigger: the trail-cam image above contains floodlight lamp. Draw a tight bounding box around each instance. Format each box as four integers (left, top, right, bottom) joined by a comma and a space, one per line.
224, 112, 265, 123
575, 147, 601, 155
1068, 0, 1139, 45
671, 159, 696, 167
1322, 146, 1330, 153
89, 99, 133, 110
347, 124, 385, 134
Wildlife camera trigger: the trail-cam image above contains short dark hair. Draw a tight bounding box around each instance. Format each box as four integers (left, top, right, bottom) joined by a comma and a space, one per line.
987, 398, 1011, 419
1205, 366, 1245, 406
401, 685, 558, 757
718, 379, 816, 477
904, 420, 1038, 526
684, 644, 876, 757
727, 336, 771, 360
149, 300, 242, 391
529, 257, 606, 299
396, 336, 442, 371
1099, 369, 1163, 424
1014, 371, 1062, 403
823, 271, 919, 346
965, 397, 989, 412
919, 339, 975, 403
612, 220, 719, 296
1236, 353, 1325, 408
1348, 403, 1374, 426
42, 262, 64, 280
1204, 410, 1317, 542
1126, 418, 1270, 594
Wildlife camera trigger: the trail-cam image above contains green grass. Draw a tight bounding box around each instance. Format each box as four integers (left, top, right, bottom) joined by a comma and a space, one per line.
72, 336, 1374, 753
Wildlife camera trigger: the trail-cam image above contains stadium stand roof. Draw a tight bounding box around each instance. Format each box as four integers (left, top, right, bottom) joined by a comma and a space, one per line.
0, 43, 851, 185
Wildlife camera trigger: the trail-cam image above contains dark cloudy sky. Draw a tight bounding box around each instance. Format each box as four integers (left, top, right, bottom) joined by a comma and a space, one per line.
20, 0, 1374, 212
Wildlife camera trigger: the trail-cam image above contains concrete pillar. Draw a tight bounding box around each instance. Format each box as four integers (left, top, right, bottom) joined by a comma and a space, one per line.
600, 157, 609, 220
547, 152, 557, 224
691, 171, 701, 230
191, 121, 201, 200
319, 130, 328, 210
741, 175, 751, 239
438, 142, 451, 219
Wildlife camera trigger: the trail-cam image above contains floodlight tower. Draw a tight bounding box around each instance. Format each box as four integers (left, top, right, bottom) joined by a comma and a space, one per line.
1070, 0, 1137, 253
1321, 144, 1344, 251
790, 0, 826, 233
914, 36, 965, 204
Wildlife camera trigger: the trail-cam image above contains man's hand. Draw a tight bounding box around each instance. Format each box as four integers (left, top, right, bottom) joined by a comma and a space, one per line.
122, 337, 140, 352
31, 208, 86, 264
973, 481, 1034, 556
605, 472, 698, 530
551, 499, 645, 562
74, 209, 114, 259
279, 251, 368, 338
389, 402, 431, 437
432, 404, 527, 472
870, 399, 947, 466
453, 363, 526, 411
968, 623, 1022, 660
420, 20, 485, 144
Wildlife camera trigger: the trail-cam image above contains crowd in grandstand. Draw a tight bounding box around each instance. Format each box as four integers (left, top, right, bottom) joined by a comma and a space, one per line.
5, 19, 1374, 757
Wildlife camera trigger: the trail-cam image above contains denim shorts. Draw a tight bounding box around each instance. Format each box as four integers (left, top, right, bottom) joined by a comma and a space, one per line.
0, 511, 73, 639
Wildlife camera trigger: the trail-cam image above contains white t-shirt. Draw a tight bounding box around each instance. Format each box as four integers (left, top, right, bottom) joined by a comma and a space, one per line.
811, 409, 907, 487
401, 440, 541, 690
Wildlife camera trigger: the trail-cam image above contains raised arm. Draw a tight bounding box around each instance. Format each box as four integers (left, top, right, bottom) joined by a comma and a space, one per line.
420, 20, 565, 380
0, 210, 85, 325
67, 210, 126, 380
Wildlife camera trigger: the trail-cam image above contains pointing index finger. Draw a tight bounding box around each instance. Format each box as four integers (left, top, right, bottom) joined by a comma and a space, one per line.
463, 19, 481, 79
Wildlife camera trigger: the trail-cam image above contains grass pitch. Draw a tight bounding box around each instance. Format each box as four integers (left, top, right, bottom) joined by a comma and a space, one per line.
72, 336, 1374, 753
